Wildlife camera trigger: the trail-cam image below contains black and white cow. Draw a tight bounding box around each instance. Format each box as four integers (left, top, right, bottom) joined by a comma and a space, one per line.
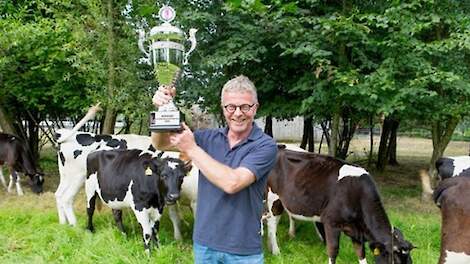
433, 176, 470, 264
54, 105, 197, 242
85, 149, 190, 253
436, 156, 470, 180
265, 145, 414, 264
0, 133, 44, 195
54, 129, 158, 226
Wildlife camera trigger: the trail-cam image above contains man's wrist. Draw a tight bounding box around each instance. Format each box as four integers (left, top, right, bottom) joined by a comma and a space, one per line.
186, 145, 201, 160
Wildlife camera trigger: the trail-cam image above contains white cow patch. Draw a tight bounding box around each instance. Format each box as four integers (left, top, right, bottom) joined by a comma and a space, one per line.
359, 258, 368, 264
167, 161, 178, 170
286, 209, 321, 222
338, 165, 368, 181
451, 156, 470, 176
444, 250, 470, 264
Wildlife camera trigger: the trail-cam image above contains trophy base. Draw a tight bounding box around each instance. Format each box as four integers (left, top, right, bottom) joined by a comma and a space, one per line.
149, 110, 182, 132
149, 124, 182, 132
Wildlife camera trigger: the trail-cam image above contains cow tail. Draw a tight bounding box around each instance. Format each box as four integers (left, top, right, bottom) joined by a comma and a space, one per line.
56, 103, 102, 143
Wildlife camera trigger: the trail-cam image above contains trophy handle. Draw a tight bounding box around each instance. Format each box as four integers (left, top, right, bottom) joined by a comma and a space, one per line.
138, 29, 151, 65
183, 28, 198, 65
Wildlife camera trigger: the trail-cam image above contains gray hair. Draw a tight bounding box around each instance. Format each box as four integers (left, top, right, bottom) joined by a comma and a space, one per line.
221, 75, 258, 104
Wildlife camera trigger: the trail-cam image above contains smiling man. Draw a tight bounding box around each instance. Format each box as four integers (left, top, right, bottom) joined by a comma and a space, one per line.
152, 75, 277, 263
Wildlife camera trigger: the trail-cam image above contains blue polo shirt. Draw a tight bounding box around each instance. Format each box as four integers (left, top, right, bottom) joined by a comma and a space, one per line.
193, 123, 277, 255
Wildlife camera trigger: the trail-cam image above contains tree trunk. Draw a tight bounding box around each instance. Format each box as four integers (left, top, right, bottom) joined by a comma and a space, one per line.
388, 119, 399, 166
329, 113, 340, 157
301, 116, 314, 152
428, 117, 460, 181
320, 121, 330, 150
368, 115, 374, 167
377, 116, 393, 171
264, 115, 273, 137
101, 0, 117, 134
336, 115, 357, 159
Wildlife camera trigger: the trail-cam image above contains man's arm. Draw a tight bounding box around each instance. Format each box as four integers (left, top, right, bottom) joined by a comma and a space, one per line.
187, 145, 256, 194
170, 123, 256, 194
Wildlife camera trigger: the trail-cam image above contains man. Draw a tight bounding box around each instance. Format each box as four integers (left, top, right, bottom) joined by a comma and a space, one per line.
152, 75, 277, 263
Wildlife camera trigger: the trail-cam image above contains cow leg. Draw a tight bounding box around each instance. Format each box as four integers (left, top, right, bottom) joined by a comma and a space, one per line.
324, 224, 341, 264
60, 176, 86, 226
133, 209, 153, 254
10, 171, 24, 196
151, 220, 160, 248
288, 214, 296, 238
168, 204, 183, 241
54, 180, 68, 225
0, 166, 7, 189
266, 214, 281, 255
351, 239, 367, 264
112, 209, 126, 234
86, 193, 97, 232
314, 222, 326, 244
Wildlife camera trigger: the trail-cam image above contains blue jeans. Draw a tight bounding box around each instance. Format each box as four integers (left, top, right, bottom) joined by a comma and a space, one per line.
193, 242, 264, 264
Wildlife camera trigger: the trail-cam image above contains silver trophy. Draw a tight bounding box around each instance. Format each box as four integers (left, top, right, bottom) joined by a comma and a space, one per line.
139, 5, 197, 131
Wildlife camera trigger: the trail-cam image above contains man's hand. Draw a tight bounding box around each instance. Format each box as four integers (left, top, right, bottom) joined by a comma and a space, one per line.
152, 85, 176, 107
169, 123, 197, 155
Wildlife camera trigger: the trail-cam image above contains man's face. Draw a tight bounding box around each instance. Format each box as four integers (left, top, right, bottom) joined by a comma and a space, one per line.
222, 91, 258, 135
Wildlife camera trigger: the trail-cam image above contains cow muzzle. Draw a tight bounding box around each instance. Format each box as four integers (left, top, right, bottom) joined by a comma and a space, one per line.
165, 193, 180, 205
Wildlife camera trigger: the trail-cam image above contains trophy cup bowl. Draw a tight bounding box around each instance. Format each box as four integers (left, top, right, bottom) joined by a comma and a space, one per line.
139, 5, 197, 132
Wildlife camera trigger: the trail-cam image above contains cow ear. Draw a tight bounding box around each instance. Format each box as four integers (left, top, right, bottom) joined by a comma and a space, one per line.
142, 160, 153, 176
369, 242, 384, 256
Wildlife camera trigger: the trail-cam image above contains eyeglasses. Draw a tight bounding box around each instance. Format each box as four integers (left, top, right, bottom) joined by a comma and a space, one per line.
223, 104, 256, 113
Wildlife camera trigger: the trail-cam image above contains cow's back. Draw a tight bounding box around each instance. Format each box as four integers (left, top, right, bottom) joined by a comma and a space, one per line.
0, 133, 19, 163
87, 149, 152, 205
268, 148, 343, 217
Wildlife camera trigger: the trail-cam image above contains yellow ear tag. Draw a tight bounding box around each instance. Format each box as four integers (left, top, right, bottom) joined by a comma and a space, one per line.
373, 248, 381, 256
145, 167, 152, 176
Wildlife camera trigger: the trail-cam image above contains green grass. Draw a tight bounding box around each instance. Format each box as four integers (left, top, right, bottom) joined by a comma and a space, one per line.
0, 136, 467, 263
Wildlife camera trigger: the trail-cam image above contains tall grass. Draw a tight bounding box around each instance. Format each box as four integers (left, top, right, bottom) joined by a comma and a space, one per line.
0, 137, 467, 263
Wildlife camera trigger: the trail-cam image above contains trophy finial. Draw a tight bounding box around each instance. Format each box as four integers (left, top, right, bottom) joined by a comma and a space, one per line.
159, 5, 176, 23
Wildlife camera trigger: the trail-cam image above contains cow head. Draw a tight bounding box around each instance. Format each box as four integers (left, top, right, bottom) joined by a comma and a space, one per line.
370, 228, 415, 264
28, 172, 44, 194
147, 156, 191, 205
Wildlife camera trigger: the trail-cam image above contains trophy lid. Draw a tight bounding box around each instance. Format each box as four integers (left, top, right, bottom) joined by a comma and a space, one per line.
149, 22, 183, 36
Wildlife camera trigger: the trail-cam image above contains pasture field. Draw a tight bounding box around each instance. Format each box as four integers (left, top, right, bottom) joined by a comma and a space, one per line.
0, 136, 468, 263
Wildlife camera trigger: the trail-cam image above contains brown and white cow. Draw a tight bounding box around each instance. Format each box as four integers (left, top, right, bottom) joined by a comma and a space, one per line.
433, 176, 470, 264
265, 145, 414, 264
0, 133, 44, 195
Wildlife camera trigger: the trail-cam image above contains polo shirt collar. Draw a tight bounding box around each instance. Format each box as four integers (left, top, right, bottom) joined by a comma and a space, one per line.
218, 122, 264, 142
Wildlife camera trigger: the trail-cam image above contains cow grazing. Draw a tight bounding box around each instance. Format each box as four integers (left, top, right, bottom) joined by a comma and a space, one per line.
436, 156, 470, 180
265, 145, 414, 264
85, 149, 190, 253
433, 176, 470, 264
0, 133, 44, 195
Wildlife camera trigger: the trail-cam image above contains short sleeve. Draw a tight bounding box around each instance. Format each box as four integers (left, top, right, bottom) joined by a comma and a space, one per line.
239, 139, 277, 181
